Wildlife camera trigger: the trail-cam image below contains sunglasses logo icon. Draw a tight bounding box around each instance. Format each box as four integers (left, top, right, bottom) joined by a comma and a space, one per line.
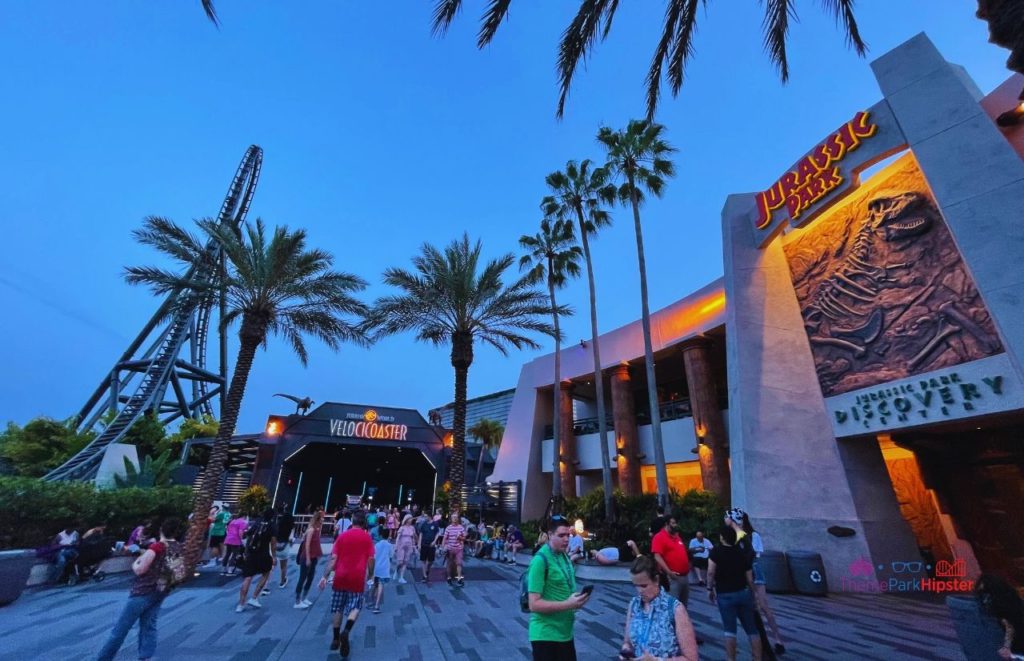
891, 561, 923, 573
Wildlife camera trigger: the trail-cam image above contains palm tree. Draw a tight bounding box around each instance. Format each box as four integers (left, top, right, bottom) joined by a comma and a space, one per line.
598, 120, 676, 507
519, 218, 581, 500
468, 418, 504, 486
430, 0, 865, 119
541, 160, 616, 519
365, 234, 557, 504
125, 216, 369, 570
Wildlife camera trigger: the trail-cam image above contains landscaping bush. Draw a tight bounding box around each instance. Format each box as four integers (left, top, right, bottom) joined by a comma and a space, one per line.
237, 485, 270, 517
560, 488, 725, 559
0, 476, 193, 550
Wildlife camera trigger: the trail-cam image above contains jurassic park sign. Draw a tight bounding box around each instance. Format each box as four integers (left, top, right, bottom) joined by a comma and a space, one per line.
751, 100, 908, 248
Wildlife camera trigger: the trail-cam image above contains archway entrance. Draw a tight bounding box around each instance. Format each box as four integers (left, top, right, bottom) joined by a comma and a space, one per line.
282, 442, 437, 514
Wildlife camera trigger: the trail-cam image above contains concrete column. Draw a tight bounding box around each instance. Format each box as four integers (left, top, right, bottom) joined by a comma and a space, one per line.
558, 381, 577, 499
611, 364, 641, 495
680, 338, 731, 507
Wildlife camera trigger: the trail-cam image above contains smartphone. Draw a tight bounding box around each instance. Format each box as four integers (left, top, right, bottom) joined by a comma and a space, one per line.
579, 584, 594, 596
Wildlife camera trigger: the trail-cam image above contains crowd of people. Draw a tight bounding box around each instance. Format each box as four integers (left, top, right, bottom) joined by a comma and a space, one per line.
57, 498, 1022, 661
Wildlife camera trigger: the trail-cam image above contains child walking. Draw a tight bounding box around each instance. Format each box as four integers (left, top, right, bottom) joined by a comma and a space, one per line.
371, 525, 394, 614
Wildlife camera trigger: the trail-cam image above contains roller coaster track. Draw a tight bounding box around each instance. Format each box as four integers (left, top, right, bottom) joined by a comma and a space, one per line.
44, 146, 263, 482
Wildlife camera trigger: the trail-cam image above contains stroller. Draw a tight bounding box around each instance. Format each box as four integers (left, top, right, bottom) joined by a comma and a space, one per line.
66, 534, 115, 585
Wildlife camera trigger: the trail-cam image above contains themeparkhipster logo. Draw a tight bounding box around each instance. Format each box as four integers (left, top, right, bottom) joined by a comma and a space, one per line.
840, 556, 974, 593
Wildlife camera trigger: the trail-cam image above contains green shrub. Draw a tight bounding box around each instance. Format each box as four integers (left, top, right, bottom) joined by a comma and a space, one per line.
559, 488, 725, 558
0, 477, 193, 550
237, 485, 270, 517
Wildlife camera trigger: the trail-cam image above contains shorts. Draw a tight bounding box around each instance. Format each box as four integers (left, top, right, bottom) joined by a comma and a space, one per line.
373, 577, 391, 586
692, 556, 709, 570
275, 542, 288, 553
419, 545, 436, 563
242, 554, 273, 578
531, 640, 577, 661
446, 547, 464, 565
716, 588, 759, 638
209, 535, 226, 548
752, 560, 766, 585
330, 589, 364, 615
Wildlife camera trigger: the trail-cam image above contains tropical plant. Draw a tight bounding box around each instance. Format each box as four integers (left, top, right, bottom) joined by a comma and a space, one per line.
542, 159, 617, 519
365, 234, 557, 502
429, 0, 865, 118
598, 119, 677, 507
0, 417, 95, 477
121, 412, 167, 460
519, 218, 581, 500
468, 418, 505, 486
238, 484, 271, 517
162, 414, 220, 459
0, 476, 192, 550
125, 216, 369, 571
114, 449, 177, 489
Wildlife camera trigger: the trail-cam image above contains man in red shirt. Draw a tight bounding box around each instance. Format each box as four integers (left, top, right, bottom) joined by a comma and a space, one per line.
651, 515, 691, 608
319, 510, 375, 658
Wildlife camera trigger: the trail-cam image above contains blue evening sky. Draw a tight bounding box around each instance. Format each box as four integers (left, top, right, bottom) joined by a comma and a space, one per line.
0, 2, 1011, 434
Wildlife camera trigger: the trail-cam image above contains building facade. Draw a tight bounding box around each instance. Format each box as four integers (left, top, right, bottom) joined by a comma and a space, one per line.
491, 34, 1024, 591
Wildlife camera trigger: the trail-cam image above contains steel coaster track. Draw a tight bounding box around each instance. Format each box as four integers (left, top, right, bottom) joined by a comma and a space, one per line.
44, 146, 263, 482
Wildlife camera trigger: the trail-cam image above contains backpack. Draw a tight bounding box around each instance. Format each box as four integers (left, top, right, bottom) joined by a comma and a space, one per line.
519, 552, 549, 613
245, 520, 271, 557
156, 541, 187, 593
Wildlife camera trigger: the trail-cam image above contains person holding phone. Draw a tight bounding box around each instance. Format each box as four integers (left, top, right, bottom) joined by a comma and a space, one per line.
527, 515, 590, 660
619, 555, 699, 661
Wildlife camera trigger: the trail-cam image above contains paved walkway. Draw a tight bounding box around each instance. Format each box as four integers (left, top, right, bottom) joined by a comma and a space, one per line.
2, 552, 967, 660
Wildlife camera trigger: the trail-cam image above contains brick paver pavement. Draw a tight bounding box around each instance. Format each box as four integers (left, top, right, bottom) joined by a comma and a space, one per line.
1, 553, 967, 660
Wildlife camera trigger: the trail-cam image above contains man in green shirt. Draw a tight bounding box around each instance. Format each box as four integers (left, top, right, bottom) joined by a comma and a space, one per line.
527, 515, 590, 660
206, 506, 231, 568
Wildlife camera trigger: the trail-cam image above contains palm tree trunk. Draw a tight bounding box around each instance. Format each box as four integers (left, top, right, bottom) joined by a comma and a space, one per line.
575, 205, 614, 520
628, 171, 669, 508
182, 315, 263, 571
449, 331, 473, 509
548, 268, 563, 499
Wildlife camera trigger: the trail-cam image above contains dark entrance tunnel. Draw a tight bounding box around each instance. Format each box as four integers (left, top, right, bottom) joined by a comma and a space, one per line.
283, 442, 437, 513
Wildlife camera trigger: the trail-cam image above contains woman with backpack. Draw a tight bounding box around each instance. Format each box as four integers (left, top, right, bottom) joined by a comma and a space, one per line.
96, 517, 184, 661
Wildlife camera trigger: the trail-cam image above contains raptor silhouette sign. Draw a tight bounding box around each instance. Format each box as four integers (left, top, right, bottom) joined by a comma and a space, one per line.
752, 100, 907, 248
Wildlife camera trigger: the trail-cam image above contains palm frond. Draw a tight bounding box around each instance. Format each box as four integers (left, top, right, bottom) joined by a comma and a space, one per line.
201, 0, 220, 27
820, 0, 866, 54
556, 0, 621, 118
477, 0, 513, 47
431, 0, 463, 36
763, 0, 796, 82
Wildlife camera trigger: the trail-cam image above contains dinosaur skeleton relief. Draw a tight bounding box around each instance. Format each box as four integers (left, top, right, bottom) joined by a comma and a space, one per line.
783, 155, 1003, 397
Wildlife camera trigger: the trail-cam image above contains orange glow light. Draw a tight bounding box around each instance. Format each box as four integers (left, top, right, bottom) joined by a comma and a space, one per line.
698, 293, 725, 316
443, 433, 454, 448
266, 420, 282, 436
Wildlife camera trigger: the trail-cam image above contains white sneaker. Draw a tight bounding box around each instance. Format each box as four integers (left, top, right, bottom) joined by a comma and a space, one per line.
247, 598, 262, 609
397, 578, 407, 584
301, 598, 313, 607
235, 605, 244, 613
294, 601, 310, 609
260, 588, 270, 596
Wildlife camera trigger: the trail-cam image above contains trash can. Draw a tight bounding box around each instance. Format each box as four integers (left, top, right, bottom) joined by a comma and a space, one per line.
787, 550, 828, 596
759, 550, 792, 594
947, 595, 1005, 661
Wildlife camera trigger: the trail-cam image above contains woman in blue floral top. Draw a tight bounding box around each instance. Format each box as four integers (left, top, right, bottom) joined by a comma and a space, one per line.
619, 555, 699, 661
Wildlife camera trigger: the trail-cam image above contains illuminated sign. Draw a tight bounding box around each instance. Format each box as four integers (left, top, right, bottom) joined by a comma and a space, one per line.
330, 418, 409, 441
756, 111, 877, 229
750, 101, 907, 249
